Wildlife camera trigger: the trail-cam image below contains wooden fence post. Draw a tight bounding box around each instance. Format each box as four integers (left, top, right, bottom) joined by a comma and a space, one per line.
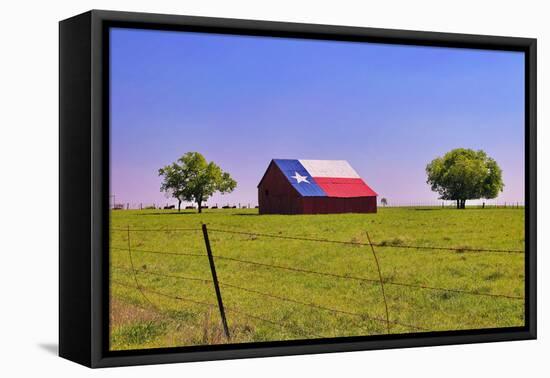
365, 231, 391, 334
201, 224, 230, 340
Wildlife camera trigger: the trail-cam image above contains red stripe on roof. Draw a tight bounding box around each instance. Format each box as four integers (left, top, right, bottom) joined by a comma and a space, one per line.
312, 177, 377, 198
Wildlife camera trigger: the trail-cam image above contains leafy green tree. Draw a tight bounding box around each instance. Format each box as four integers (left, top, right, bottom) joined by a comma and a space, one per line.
158, 152, 237, 213
381, 198, 388, 207
426, 148, 504, 209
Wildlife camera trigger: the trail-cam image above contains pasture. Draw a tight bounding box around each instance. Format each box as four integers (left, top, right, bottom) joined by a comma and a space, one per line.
109, 207, 525, 350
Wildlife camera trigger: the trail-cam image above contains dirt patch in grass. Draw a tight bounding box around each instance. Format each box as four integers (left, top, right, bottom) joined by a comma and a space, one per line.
484, 271, 505, 281
453, 244, 475, 253
110, 298, 171, 349
379, 237, 407, 246
110, 297, 162, 328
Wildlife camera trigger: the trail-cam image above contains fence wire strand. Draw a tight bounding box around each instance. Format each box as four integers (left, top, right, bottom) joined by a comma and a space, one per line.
111, 279, 321, 338
111, 246, 204, 258
124, 226, 159, 310
113, 226, 524, 253
111, 246, 524, 300
112, 227, 200, 232
112, 265, 212, 284
207, 228, 524, 254
112, 264, 426, 332
219, 281, 425, 331
112, 279, 215, 308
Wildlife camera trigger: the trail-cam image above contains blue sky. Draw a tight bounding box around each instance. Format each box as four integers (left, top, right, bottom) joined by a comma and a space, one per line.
110, 27, 525, 207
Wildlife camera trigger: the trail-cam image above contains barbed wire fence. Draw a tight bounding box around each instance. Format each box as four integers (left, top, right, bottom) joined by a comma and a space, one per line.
110, 225, 525, 342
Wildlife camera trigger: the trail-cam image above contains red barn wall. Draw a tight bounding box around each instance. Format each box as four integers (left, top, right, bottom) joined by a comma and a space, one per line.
258, 162, 301, 214
301, 196, 377, 214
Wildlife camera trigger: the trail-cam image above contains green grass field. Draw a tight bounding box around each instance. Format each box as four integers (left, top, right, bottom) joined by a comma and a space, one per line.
109, 207, 525, 350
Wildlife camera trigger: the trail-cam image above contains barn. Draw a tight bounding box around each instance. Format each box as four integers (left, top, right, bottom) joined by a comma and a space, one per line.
258, 159, 377, 215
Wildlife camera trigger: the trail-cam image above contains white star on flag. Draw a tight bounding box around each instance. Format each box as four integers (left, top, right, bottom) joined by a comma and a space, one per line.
291, 171, 309, 184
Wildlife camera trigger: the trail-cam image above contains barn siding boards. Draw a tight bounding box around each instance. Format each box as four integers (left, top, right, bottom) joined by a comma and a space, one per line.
301, 197, 377, 214
258, 161, 301, 214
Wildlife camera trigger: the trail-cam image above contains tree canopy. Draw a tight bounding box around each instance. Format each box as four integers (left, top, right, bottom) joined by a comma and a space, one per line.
426, 148, 504, 209
158, 152, 237, 213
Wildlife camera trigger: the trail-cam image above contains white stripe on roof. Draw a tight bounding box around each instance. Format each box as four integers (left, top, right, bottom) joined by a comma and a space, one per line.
299, 160, 360, 178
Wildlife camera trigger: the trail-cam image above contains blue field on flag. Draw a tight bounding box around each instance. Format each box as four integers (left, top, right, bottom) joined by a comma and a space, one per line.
273, 159, 327, 197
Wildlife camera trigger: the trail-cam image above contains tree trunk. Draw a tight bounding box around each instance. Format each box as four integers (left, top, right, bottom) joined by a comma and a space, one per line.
178, 199, 181, 212
197, 196, 203, 214
456, 199, 460, 209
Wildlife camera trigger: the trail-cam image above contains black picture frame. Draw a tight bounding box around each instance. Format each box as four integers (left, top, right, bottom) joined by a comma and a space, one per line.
59, 9, 537, 368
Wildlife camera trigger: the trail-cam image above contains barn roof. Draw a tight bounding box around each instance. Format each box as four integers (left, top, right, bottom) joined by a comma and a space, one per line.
260, 159, 377, 198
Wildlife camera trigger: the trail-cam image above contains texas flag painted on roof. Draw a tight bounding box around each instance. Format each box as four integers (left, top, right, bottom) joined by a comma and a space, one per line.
272, 159, 377, 198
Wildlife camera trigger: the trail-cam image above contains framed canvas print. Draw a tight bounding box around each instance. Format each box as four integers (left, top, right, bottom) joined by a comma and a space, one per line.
59, 10, 536, 368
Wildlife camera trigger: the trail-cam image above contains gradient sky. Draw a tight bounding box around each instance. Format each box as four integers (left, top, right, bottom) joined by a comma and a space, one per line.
110, 27, 525, 208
